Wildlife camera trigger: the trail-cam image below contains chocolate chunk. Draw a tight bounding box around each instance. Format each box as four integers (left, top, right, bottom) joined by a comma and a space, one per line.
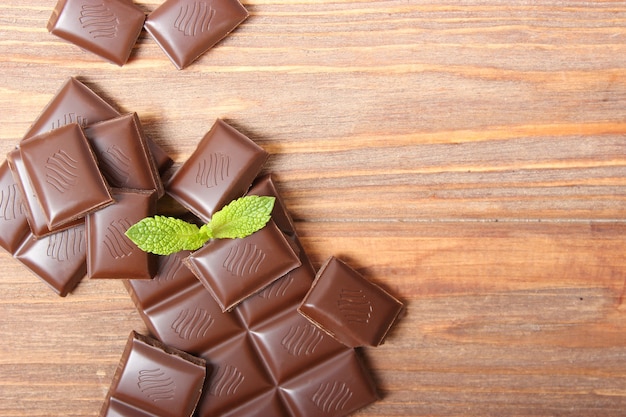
299, 256, 404, 347
86, 189, 157, 279
166, 119, 268, 222
100, 331, 206, 417
0, 160, 29, 254
84, 113, 164, 197
248, 306, 348, 383
23, 77, 120, 140
6, 148, 83, 237
19, 123, 114, 229
13, 224, 87, 296
184, 220, 301, 311
144, 0, 249, 69
279, 349, 379, 417
47, 0, 146, 66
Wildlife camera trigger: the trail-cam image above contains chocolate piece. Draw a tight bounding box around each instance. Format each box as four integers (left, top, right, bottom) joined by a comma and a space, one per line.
184, 220, 301, 311
247, 174, 296, 236
0, 160, 29, 254
166, 119, 268, 223
19, 123, 114, 229
144, 0, 249, 69
23, 77, 119, 140
248, 306, 348, 384
48, 0, 146, 66
6, 148, 83, 237
100, 331, 206, 417
235, 236, 315, 327
278, 349, 379, 417
13, 224, 87, 296
86, 189, 157, 279
299, 256, 404, 347
84, 113, 164, 197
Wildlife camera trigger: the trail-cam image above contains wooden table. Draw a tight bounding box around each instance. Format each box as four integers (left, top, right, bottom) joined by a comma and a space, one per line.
1, 1, 626, 416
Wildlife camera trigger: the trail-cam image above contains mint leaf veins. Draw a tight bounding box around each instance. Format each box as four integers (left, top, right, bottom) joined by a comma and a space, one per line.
125, 195, 276, 255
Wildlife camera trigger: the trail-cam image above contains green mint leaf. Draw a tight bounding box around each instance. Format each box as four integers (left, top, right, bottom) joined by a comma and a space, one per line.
205, 195, 275, 239
125, 215, 208, 255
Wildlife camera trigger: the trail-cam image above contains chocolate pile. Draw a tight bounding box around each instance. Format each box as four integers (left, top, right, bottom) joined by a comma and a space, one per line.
48, 0, 249, 69
0, 78, 403, 416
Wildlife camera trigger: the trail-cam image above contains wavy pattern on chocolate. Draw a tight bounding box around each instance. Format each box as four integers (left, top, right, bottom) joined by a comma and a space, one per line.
257, 273, 294, 299
51, 113, 88, 130
171, 307, 214, 340
103, 218, 134, 259
311, 381, 353, 413
281, 324, 324, 357
159, 253, 186, 283
222, 243, 265, 277
45, 150, 79, 193
174, 2, 216, 37
210, 365, 244, 397
195, 153, 230, 188
338, 288, 372, 324
47, 227, 85, 262
0, 183, 24, 220
137, 368, 176, 402
99, 145, 131, 186
79, 3, 119, 39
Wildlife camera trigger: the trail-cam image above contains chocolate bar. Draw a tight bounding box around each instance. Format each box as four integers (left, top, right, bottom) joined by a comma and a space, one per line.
13, 224, 87, 296
144, 0, 249, 69
100, 331, 206, 417
125, 178, 378, 416
48, 0, 146, 66
299, 256, 404, 348
165, 119, 268, 223
84, 113, 164, 197
126, 247, 377, 417
0, 160, 29, 254
18, 123, 114, 229
184, 220, 302, 311
86, 189, 157, 279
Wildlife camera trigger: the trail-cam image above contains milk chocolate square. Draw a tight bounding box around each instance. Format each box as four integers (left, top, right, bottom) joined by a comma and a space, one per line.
299, 256, 404, 347
144, 0, 248, 69
85, 113, 164, 197
278, 350, 379, 417
184, 221, 301, 311
13, 224, 87, 296
48, 0, 146, 66
6, 148, 83, 237
19, 123, 114, 229
166, 119, 268, 223
86, 189, 157, 279
100, 331, 206, 417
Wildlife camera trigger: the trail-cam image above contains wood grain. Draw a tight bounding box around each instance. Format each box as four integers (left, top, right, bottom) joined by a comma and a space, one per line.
1, 1, 626, 416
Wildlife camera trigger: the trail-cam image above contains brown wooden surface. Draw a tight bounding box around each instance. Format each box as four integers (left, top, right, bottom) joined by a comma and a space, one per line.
1, 1, 626, 416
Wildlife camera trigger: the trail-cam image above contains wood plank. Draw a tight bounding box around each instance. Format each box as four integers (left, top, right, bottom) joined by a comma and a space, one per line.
1, 1, 625, 416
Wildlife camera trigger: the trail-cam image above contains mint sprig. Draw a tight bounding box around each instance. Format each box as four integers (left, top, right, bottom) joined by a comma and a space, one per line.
125, 195, 275, 255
